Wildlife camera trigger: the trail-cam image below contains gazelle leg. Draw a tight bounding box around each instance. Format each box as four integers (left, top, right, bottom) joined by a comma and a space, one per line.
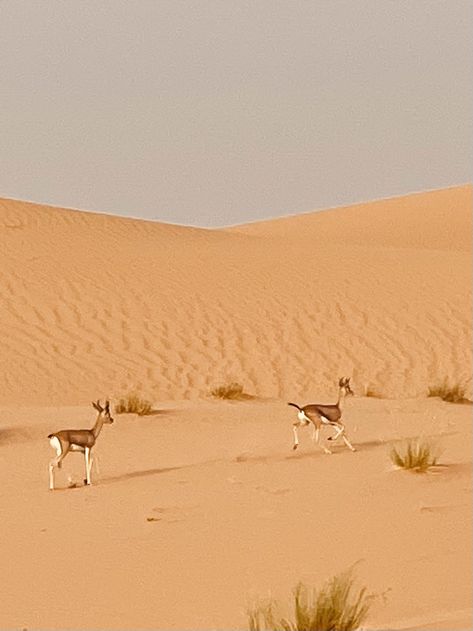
87, 447, 93, 485
84, 447, 92, 485
314, 426, 332, 454
89, 450, 94, 481
322, 442, 332, 455
342, 434, 356, 452
49, 452, 66, 490
293, 425, 300, 450
48, 440, 66, 490
49, 461, 56, 490
88, 449, 94, 483
327, 424, 345, 442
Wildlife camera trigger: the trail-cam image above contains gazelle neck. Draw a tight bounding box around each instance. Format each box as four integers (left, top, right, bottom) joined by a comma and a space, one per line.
337, 387, 346, 411
92, 413, 105, 438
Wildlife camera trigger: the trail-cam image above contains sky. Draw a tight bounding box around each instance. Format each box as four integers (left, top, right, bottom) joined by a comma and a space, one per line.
0, 1, 471, 227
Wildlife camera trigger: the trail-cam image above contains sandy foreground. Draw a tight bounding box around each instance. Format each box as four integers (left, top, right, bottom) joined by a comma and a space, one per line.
0, 185, 472, 629
0, 399, 471, 630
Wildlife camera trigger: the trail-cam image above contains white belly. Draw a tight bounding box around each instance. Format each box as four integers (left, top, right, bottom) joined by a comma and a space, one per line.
69, 444, 85, 452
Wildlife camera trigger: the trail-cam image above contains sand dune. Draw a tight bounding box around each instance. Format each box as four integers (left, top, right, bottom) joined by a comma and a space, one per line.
0, 185, 471, 629
0, 185, 471, 405
229, 186, 471, 251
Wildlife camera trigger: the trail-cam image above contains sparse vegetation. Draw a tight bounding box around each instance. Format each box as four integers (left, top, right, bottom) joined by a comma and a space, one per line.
428, 379, 471, 404
364, 384, 382, 398
390, 438, 439, 473
210, 382, 248, 400
115, 393, 153, 416
247, 571, 372, 631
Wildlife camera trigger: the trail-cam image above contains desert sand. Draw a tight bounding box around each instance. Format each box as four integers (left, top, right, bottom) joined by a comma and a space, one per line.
0, 185, 471, 629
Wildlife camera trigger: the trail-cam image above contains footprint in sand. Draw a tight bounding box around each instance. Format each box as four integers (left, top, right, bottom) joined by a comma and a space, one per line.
418, 502, 465, 513
226, 476, 243, 485
255, 485, 291, 496
146, 505, 198, 523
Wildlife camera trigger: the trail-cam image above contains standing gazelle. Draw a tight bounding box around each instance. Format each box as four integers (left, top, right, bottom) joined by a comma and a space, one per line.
288, 377, 356, 453
48, 400, 114, 490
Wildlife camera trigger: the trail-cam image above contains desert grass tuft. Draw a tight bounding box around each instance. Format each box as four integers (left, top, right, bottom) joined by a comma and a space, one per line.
365, 384, 383, 398
247, 571, 372, 631
428, 379, 471, 404
248, 598, 282, 631
210, 382, 249, 400
115, 393, 154, 416
390, 438, 438, 473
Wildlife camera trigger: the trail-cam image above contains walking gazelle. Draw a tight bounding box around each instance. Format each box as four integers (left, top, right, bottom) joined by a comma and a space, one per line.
48, 400, 114, 490
288, 377, 356, 453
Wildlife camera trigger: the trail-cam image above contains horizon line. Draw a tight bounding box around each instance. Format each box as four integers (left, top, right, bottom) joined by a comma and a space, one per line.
1, 182, 471, 231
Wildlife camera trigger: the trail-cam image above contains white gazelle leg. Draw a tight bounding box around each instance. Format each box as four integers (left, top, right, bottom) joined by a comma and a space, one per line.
321, 438, 332, 455
328, 424, 345, 442
293, 425, 300, 450
48, 436, 62, 490
49, 453, 64, 490
314, 426, 331, 454
49, 462, 55, 490
84, 447, 92, 485
342, 435, 356, 452
88, 449, 94, 482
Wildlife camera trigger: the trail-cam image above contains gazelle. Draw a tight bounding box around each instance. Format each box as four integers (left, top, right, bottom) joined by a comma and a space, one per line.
48, 400, 114, 490
288, 377, 356, 453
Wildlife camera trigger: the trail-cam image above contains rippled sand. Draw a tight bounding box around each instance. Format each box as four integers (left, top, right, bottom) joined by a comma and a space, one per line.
0, 185, 471, 405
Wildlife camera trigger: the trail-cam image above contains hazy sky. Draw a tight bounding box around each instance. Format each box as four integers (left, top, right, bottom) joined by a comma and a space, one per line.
1, 1, 471, 227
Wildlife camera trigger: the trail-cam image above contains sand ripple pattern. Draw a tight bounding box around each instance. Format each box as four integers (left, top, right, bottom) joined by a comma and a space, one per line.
0, 190, 471, 405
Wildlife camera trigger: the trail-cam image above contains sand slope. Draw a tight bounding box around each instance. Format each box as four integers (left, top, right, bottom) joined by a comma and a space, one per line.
229, 186, 471, 251
0, 185, 471, 405
0, 398, 471, 629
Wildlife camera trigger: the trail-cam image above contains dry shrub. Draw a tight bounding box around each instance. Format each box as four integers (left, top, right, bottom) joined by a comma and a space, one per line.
210, 382, 248, 400
365, 385, 383, 398
248, 571, 372, 631
428, 379, 471, 404
390, 438, 439, 473
115, 393, 153, 416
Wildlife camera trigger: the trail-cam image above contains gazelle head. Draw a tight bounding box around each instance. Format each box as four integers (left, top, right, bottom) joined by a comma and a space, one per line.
92, 399, 114, 423
338, 377, 354, 397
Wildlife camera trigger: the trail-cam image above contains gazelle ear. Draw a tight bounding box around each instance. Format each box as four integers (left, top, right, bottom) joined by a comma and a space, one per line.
339, 377, 344, 387
92, 401, 99, 411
